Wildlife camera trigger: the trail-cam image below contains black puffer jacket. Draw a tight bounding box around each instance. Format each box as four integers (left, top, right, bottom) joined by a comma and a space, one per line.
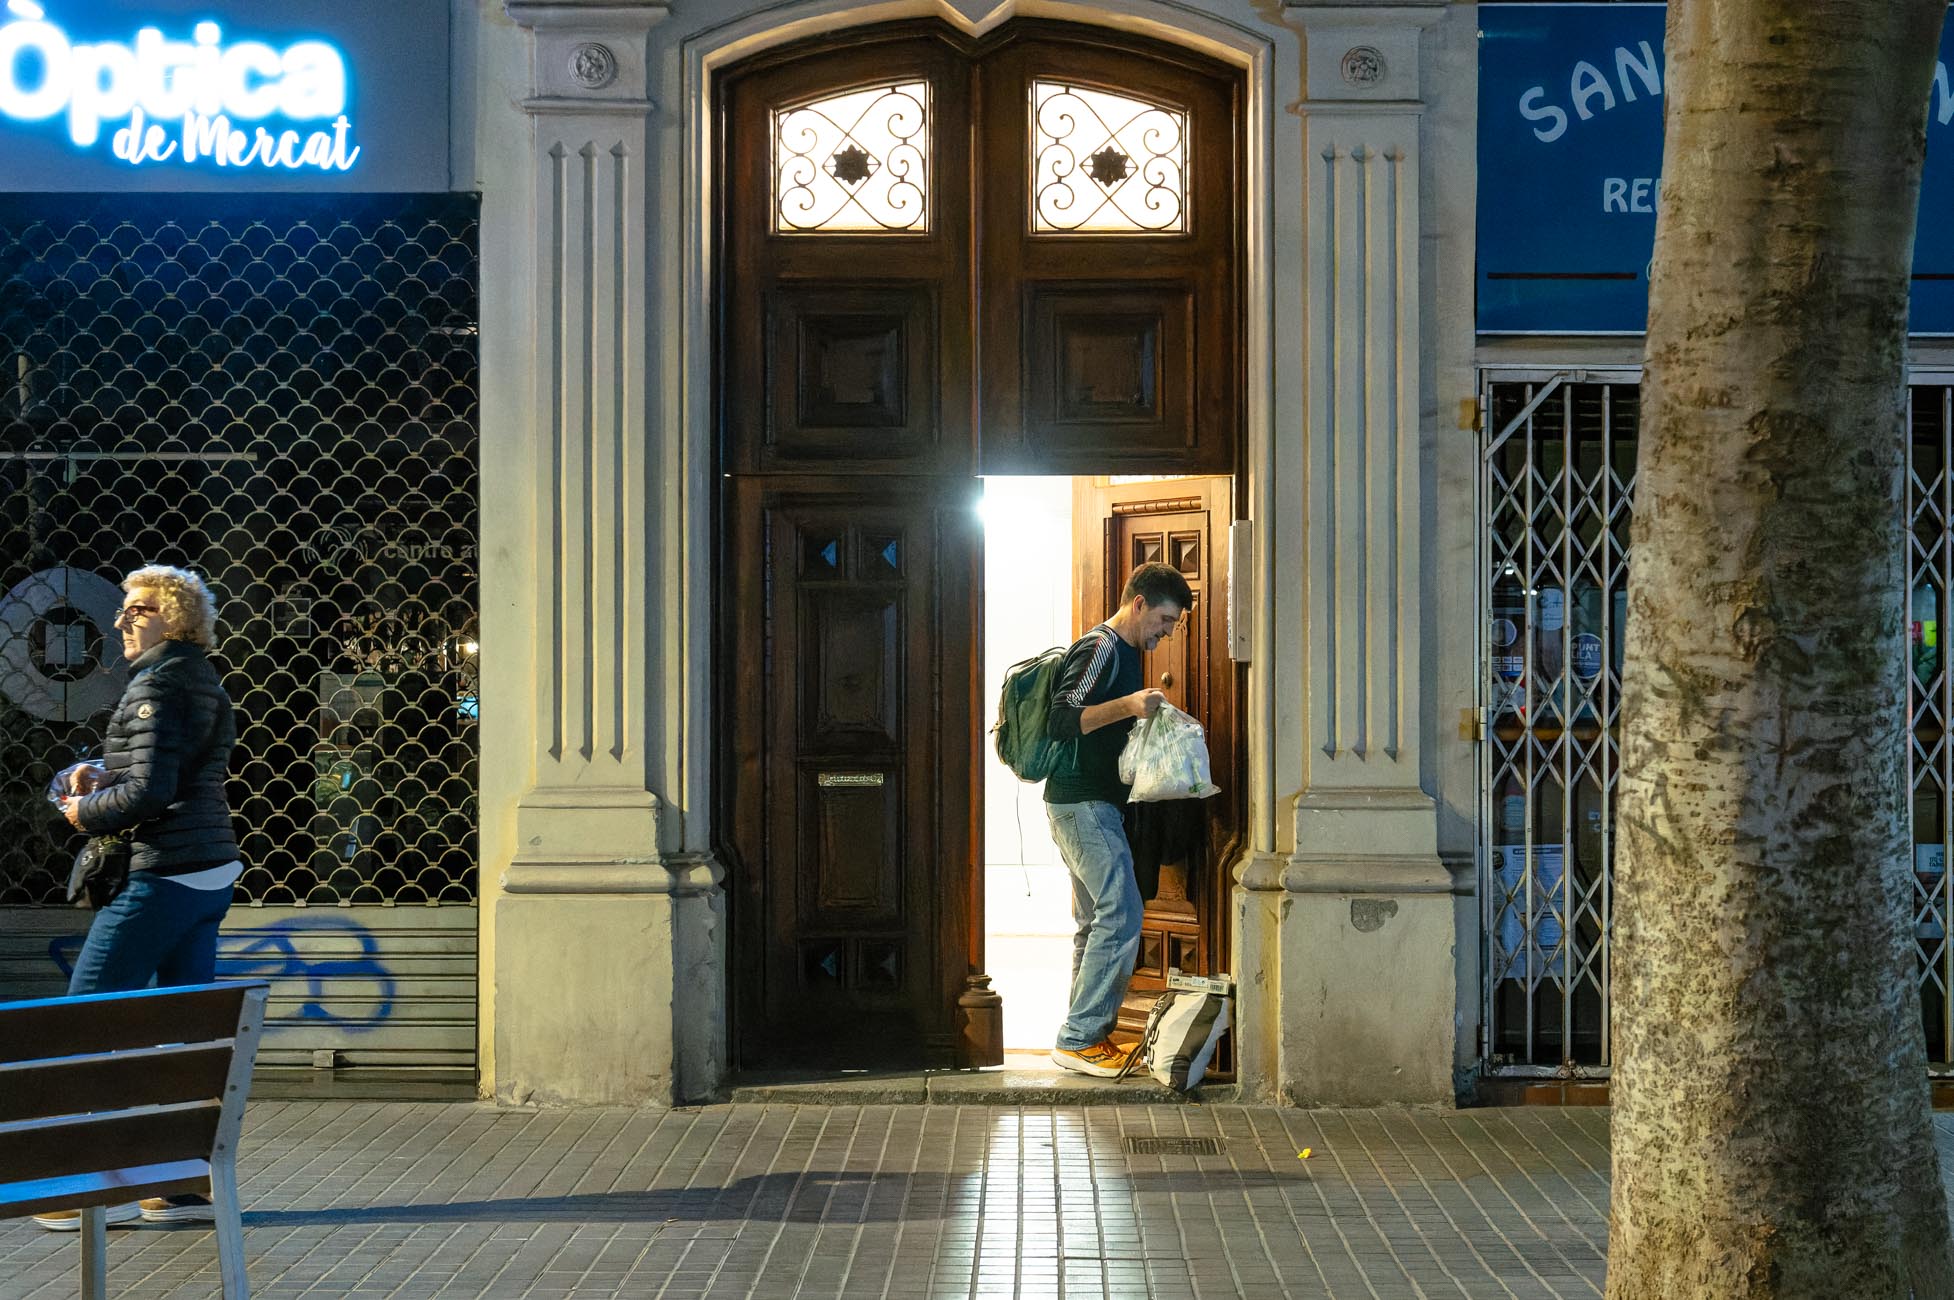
75, 639, 239, 875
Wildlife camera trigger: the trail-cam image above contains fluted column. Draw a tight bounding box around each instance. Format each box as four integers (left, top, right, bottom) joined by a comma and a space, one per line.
1262, 1, 1457, 1104
491, 0, 720, 1105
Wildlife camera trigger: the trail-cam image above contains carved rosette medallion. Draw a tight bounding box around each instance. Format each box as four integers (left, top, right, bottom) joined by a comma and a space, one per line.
1340, 46, 1386, 89
570, 42, 618, 91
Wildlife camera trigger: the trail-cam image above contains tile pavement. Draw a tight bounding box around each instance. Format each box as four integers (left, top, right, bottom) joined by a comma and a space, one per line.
4, 1101, 1951, 1299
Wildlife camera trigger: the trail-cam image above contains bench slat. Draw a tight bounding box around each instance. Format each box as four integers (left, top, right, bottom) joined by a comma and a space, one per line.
0, 983, 249, 1065
0, 1160, 211, 1220
0, 1044, 235, 1123
0, 1104, 221, 1184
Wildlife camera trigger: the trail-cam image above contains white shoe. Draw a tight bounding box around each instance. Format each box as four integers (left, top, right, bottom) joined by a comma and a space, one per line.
140, 1194, 216, 1223
33, 1203, 140, 1231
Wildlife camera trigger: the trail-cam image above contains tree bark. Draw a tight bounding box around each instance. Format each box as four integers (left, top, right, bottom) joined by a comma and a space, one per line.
1609, 2, 1954, 1296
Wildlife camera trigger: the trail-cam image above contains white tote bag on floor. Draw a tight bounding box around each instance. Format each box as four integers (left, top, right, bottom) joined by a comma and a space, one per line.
1121, 970, 1233, 1091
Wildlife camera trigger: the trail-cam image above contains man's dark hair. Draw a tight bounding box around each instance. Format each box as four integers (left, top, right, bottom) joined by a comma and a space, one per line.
1123, 561, 1192, 611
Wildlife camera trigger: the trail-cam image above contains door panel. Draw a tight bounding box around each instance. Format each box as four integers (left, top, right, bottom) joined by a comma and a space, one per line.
1075, 477, 1238, 1038
723, 478, 979, 1068
765, 282, 944, 463
981, 36, 1241, 475
721, 35, 975, 476
1024, 287, 1196, 459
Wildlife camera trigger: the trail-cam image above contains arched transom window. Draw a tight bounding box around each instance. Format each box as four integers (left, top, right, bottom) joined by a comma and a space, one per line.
772, 82, 931, 233
1030, 80, 1188, 233
767, 76, 1191, 236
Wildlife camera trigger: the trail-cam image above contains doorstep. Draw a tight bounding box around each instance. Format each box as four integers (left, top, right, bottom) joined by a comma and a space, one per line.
1474, 1077, 1611, 1107
723, 1052, 1238, 1106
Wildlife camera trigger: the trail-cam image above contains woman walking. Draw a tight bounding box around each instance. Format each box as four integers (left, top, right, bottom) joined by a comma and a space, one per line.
34, 564, 241, 1231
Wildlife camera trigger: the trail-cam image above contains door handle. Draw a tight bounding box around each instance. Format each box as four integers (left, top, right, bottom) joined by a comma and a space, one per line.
1160, 671, 1174, 689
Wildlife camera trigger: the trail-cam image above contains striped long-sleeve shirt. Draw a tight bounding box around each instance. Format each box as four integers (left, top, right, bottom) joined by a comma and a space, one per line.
1044, 624, 1141, 806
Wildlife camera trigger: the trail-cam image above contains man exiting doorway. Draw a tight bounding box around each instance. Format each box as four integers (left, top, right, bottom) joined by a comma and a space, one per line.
1044, 562, 1193, 1076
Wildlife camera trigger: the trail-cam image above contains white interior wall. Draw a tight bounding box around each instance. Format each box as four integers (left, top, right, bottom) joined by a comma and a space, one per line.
980, 476, 1078, 1050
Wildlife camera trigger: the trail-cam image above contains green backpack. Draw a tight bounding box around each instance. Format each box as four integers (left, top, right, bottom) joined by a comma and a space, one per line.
993, 630, 1110, 782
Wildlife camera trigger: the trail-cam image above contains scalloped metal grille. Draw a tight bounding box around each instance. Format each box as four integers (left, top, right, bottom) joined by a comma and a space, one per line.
1482, 375, 1954, 1076
0, 194, 479, 911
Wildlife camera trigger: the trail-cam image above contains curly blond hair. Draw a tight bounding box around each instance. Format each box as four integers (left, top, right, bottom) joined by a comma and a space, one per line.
123, 565, 219, 648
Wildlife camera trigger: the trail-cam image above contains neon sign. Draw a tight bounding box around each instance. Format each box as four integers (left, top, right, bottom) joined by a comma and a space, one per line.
0, 0, 359, 173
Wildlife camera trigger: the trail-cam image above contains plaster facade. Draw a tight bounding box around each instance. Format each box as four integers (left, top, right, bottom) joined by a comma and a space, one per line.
463, 0, 1487, 1107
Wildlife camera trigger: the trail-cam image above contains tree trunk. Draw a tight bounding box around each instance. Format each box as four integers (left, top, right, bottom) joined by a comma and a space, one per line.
1609, 2, 1954, 1296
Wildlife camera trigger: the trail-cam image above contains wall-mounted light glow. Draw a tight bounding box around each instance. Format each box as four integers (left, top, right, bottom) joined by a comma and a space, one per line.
0, 5, 360, 172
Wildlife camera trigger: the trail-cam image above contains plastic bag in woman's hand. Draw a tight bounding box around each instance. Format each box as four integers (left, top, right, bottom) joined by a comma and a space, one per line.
46, 761, 106, 805
1118, 703, 1221, 803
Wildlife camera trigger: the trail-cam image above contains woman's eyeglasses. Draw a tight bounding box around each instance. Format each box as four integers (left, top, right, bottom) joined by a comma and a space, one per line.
112, 603, 159, 628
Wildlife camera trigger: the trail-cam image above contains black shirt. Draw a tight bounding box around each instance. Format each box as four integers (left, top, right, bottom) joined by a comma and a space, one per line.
1044, 624, 1142, 805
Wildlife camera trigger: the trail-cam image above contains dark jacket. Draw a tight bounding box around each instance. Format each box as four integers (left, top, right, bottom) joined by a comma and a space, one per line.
75, 639, 239, 875
1123, 799, 1204, 902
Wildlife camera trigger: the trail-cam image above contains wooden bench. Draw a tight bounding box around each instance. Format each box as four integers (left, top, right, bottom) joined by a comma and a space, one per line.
0, 981, 268, 1300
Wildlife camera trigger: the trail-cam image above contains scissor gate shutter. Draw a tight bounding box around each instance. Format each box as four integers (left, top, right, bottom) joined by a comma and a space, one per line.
1479, 372, 1954, 1080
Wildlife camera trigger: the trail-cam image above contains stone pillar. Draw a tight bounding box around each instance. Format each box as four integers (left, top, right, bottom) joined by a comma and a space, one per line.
1271, 1, 1457, 1105
492, 0, 715, 1106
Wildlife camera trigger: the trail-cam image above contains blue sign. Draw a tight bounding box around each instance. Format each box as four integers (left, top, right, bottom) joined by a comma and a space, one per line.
1479, 3, 1954, 334
0, 0, 449, 192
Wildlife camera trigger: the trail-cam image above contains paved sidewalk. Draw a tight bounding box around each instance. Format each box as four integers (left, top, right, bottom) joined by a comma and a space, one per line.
0, 1101, 1939, 1300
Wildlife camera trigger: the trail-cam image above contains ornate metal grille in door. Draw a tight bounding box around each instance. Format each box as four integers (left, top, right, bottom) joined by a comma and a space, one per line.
0, 194, 479, 1075
1482, 373, 1954, 1076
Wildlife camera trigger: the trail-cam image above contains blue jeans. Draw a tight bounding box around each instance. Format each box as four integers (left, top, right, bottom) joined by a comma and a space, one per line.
1047, 800, 1142, 1051
67, 872, 234, 995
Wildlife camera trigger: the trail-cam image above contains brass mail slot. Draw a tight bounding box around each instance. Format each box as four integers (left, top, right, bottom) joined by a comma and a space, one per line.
817, 772, 885, 788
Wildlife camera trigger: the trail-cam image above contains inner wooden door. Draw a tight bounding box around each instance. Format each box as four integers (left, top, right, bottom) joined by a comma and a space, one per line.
1074, 476, 1239, 1039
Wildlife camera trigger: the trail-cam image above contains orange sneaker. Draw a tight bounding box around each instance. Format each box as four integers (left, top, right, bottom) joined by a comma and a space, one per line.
1050, 1038, 1133, 1078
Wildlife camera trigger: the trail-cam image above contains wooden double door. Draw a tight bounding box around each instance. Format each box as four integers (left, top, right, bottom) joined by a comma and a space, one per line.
716, 21, 1242, 1069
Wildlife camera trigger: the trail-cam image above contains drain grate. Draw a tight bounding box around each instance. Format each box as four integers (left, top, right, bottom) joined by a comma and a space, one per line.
1123, 1136, 1220, 1156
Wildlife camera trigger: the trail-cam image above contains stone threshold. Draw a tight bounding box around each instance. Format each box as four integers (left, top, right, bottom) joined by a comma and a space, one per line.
723, 1055, 1237, 1106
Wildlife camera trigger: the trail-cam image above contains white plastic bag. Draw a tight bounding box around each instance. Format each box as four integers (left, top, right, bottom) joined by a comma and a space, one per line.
1118, 703, 1220, 802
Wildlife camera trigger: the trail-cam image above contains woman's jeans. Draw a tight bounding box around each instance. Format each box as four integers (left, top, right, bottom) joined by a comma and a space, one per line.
67, 872, 234, 995
1046, 800, 1143, 1051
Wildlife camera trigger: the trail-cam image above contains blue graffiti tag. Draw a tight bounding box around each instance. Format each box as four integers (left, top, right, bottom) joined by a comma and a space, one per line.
47, 914, 395, 1027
